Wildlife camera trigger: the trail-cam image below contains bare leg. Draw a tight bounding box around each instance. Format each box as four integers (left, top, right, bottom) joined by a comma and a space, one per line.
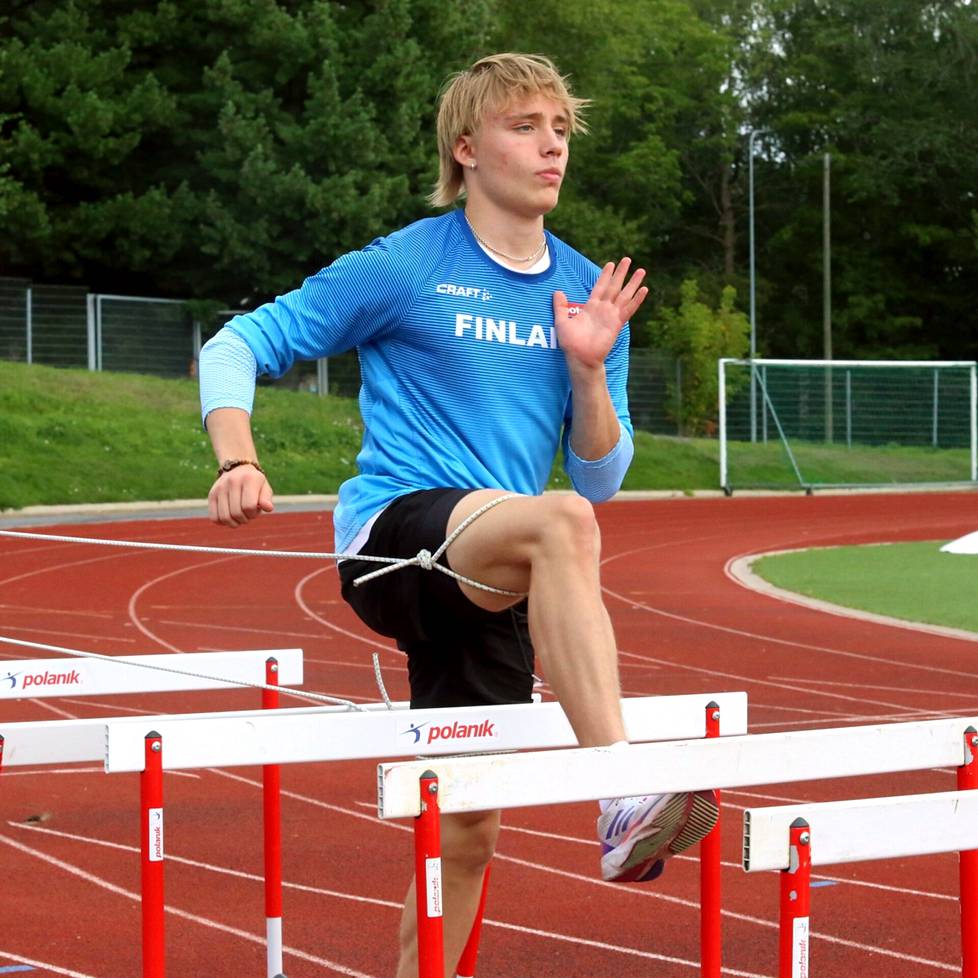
445, 490, 626, 746
395, 810, 500, 978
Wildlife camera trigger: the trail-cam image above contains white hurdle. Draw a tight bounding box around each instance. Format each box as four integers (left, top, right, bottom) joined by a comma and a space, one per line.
101, 691, 747, 978
0, 649, 303, 700
376, 716, 978, 978
0, 648, 304, 978
743, 725, 978, 978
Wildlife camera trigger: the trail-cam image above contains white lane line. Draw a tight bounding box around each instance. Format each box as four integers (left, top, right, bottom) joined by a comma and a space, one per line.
0, 627, 136, 645
0, 949, 98, 978
3, 767, 199, 780
0, 606, 115, 619
127, 555, 239, 653
156, 620, 334, 641
294, 567, 400, 655
770, 676, 978, 698
0, 832, 379, 978
616, 647, 957, 716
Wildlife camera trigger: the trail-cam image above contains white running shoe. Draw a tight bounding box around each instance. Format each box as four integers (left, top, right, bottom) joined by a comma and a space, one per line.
598, 789, 719, 883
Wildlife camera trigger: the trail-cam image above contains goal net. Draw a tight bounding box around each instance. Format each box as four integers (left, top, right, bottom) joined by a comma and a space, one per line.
718, 359, 977, 493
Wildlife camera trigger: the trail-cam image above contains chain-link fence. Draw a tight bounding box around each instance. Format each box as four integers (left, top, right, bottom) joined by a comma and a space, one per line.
2, 277, 681, 435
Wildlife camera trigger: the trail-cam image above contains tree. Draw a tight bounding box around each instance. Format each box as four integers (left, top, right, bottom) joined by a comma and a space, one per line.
0, 0, 492, 302
649, 277, 750, 433
489, 0, 746, 343
744, 0, 978, 359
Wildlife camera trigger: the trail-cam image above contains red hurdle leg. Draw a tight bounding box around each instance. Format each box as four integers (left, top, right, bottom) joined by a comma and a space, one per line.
415, 771, 444, 978
455, 865, 491, 978
960, 726, 978, 978
778, 818, 811, 978
262, 657, 285, 978
700, 701, 722, 978
141, 731, 165, 978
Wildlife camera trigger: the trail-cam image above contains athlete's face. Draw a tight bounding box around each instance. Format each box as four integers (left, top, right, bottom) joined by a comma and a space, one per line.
456, 94, 569, 219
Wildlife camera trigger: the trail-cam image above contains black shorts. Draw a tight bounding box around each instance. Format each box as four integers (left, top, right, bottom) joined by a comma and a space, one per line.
338, 488, 535, 709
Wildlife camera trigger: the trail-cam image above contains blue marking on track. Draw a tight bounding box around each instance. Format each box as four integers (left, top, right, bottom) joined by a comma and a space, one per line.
0, 967, 35, 973
810, 879, 838, 888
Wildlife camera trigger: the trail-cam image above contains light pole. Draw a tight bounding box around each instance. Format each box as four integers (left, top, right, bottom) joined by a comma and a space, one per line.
748, 128, 767, 442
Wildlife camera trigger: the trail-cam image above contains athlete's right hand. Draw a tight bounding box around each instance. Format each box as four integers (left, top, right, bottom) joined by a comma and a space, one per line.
208, 466, 275, 527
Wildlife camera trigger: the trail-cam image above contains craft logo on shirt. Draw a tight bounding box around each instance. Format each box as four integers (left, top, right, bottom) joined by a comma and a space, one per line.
436, 282, 492, 302
399, 718, 498, 747
1, 668, 83, 693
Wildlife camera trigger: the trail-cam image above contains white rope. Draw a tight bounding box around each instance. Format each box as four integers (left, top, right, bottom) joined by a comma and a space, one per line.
0, 529, 378, 562
371, 652, 394, 710
0, 499, 526, 597
0, 635, 366, 711
349, 493, 525, 596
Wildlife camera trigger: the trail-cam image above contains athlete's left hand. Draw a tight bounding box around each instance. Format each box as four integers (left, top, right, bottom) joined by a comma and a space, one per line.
553, 258, 648, 371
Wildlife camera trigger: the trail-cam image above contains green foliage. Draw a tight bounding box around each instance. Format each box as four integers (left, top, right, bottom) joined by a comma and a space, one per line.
3, 0, 977, 365
650, 278, 749, 434
0, 0, 492, 300
745, 0, 978, 360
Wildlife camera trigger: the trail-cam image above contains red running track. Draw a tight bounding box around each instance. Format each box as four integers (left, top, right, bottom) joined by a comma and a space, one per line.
1, 491, 977, 978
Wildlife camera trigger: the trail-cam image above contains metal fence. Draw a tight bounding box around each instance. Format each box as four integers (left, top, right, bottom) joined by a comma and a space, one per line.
1, 277, 682, 435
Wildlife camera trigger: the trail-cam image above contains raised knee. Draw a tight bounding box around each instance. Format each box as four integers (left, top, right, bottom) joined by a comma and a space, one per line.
540, 494, 600, 557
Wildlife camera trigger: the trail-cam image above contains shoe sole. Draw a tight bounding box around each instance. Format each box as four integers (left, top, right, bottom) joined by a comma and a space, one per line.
668, 790, 719, 854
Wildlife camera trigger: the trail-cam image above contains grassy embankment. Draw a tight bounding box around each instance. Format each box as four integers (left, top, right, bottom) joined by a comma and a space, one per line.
0, 360, 722, 510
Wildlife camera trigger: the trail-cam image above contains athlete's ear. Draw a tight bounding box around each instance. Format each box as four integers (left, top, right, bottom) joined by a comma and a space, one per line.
453, 134, 476, 170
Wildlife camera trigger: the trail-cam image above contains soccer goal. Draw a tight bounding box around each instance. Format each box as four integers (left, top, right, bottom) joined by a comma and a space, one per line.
718, 359, 978, 493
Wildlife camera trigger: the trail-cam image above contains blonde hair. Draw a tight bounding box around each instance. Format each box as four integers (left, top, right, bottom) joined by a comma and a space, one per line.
429, 52, 590, 208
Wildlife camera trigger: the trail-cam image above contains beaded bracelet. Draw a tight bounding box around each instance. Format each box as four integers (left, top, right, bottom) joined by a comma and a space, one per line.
216, 459, 265, 479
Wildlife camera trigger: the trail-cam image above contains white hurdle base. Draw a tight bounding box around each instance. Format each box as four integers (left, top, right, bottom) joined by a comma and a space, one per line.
743, 788, 978, 871
265, 917, 283, 978
377, 716, 977, 818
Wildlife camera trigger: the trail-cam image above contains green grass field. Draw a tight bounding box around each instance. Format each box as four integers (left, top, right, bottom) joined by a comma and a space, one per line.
725, 439, 975, 490
753, 542, 978, 634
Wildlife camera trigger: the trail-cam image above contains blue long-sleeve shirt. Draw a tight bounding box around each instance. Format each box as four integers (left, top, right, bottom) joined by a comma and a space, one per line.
200, 209, 633, 552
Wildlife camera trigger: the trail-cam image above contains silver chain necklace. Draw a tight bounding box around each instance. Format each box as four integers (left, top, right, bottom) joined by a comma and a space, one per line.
464, 212, 547, 264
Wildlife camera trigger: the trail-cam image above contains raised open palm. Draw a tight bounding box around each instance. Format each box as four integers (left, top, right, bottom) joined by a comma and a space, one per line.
553, 258, 648, 370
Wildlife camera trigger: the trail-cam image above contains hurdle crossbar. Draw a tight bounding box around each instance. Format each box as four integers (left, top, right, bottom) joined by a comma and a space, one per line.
103, 691, 748, 772
0, 700, 401, 769
0, 648, 303, 700
377, 716, 977, 818
743, 788, 978, 872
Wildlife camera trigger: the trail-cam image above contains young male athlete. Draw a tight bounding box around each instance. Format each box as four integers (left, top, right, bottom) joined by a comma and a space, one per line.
199, 53, 717, 977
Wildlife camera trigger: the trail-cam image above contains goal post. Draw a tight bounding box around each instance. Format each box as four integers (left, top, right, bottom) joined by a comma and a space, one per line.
718, 358, 978, 494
